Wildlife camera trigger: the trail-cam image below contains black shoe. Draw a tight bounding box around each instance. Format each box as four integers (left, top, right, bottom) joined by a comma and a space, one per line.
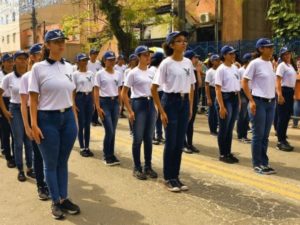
219, 155, 235, 164
210, 132, 218, 137
261, 165, 276, 175
176, 178, 189, 191
26, 168, 36, 179
158, 137, 165, 143
51, 202, 64, 220
227, 153, 239, 163
60, 199, 80, 215
152, 139, 160, 145
276, 142, 294, 152
38, 186, 50, 201
80, 149, 90, 157
85, 148, 94, 157
112, 156, 121, 165
253, 166, 275, 175
133, 168, 147, 180
165, 179, 181, 192
243, 138, 252, 144
183, 147, 193, 154
144, 167, 158, 179
18, 171, 26, 182
7, 159, 16, 168
104, 157, 120, 166
189, 145, 200, 153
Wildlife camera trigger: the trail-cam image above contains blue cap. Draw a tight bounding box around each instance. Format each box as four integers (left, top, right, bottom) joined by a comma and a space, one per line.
103, 51, 116, 60
29, 43, 42, 55
279, 46, 290, 56
166, 31, 188, 45
45, 29, 68, 42
129, 54, 138, 61
13, 50, 29, 60
242, 53, 252, 62
220, 45, 237, 56
134, 45, 150, 55
117, 54, 125, 59
1, 53, 13, 62
184, 50, 196, 59
256, 38, 274, 49
90, 49, 99, 55
210, 54, 220, 61
151, 52, 164, 61
76, 53, 90, 62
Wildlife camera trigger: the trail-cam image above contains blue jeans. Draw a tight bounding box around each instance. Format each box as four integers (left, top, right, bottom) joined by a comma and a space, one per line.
100, 97, 119, 160
208, 87, 218, 133
76, 93, 93, 149
155, 91, 164, 139
215, 93, 239, 156
294, 100, 300, 126
237, 92, 249, 139
9, 103, 32, 170
161, 93, 189, 180
249, 97, 275, 167
37, 108, 77, 203
32, 141, 47, 188
131, 98, 157, 169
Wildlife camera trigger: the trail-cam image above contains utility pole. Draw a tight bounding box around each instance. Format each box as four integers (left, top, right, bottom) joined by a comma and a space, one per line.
172, 0, 186, 31
32, 0, 38, 43
214, 0, 219, 43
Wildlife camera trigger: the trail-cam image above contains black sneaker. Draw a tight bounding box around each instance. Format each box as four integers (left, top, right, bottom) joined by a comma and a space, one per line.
144, 167, 158, 179
254, 166, 273, 175
219, 155, 235, 164
210, 132, 218, 136
111, 156, 121, 165
165, 179, 181, 192
243, 138, 252, 144
261, 165, 276, 175
189, 145, 200, 153
85, 148, 94, 157
183, 147, 193, 154
18, 171, 26, 182
133, 168, 147, 180
60, 199, 80, 215
276, 142, 294, 152
152, 138, 160, 145
51, 202, 64, 219
227, 153, 239, 163
104, 157, 120, 166
80, 149, 90, 157
26, 168, 36, 179
158, 137, 165, 143
176, 178, 189, 191
7, 159, 16, 168
38, 186, 50, 201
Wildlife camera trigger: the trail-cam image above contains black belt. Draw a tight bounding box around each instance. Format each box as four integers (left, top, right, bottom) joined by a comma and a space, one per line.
282, 87, 295, 91
132, 96, 153, 100
222, 92, 239, 95
100, 96, 118, 100
253, 96, 275, 103
77, 91, 92, 96
39, 107, 72, 113
165, 93, 189, 99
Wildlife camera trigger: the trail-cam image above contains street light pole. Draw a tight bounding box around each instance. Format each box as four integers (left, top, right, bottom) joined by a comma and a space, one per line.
32, 0, 37, 43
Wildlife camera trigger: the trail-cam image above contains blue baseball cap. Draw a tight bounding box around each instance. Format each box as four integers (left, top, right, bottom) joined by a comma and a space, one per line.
151, 52, 164, 61
279, 47, 290, 56
76, 53, 90, 62
256, 38, 274, 49
134, 45, 150, 55
242, 53, 252, 62
221, 45, 237, 56
103, 51, 116, 60
184, 50, 196, 59
129, 54, 138, 61
13, 50, 29, 60
1, 53, 13, 62
166, 31, 188, 45
44, 29, 68, 42
210, 54, 220, 61
90, 49, 99, 55
29, 43, 42, 55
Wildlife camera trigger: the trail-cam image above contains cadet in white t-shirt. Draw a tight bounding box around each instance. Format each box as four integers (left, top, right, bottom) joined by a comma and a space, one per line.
73, 53, 95, 157
242, 38, 276, 175
29, 29, 80, 219
215, 45, 240, 164
152, 31, 196, 192
275, 47, 297, 151
94, 51, 122, 166
0, 51, 34, 182
0, 53, 15, 167
115, 55, 127, 118
88, 49, 102, 73
122, 46, 158, 180
205, 54, 221, 135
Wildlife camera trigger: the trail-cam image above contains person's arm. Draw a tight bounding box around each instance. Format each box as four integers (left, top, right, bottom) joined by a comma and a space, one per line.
189, 84, 194, 121
0, 89, 12, 122
215, 85, 227, 119
205, 83, 212, 107
195, 63, 202, 88
72, 90, 78, 127
242, 78, 256, 115
151, 84, 168, 127
29, 92, 44, 144
276, 76, 285, 105
121, 86, 135, 124
93, 86, 105, 120
20, 94, 32, 140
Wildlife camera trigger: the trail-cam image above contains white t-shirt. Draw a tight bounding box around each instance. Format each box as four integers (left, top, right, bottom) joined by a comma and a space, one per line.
205, 68, 217, 87
215, 64, 241, 92
19, 71, 30, 95
152, 57, 196, 93
94, 69, 122, 97
0, 71, 22, 104
124, 67, 153, 98
244, 58, 276, 99
73, 70, 95, 93
29, 60, 76, 110
87, 60, 102, 74
276, 62, 297, 88
148, 66, 163, 92
114, 64, 127, 82
0, 71, 11, 97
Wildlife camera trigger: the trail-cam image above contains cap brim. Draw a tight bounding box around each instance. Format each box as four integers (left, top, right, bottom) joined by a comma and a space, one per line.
47, 37, 69, 41
78, 57, 90, 61
105, 57, 116, 60
261, 43, 274, 47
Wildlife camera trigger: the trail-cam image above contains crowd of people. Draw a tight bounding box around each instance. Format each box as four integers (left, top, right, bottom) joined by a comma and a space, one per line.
0, 28, 299, 220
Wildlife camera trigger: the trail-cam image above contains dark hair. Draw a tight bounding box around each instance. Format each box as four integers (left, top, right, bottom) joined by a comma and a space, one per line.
41, 44, 50, 60
150, 57, 164, 67
162, 42, 173, 56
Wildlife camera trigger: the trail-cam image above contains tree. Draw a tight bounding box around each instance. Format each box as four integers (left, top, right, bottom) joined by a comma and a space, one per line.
267, 0, 300, 42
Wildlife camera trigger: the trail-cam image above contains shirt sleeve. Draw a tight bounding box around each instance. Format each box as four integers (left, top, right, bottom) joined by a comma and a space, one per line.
19, 74, 29, 95
190, 63, 196, 85
124, 70, 134, 88
118, 72, 123, 87
276, 63, 285, 77
205, 70, 211, 83
243, 60, 256, 80
29, 65, 40, 93
94, 72, 101, 87
0, 74, 10, 92
152, 60, 166, 86
214, 67, 223, 86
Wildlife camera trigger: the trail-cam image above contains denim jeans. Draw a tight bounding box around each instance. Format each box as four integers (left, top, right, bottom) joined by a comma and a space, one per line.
32, 141, 47, 188
215, 93, 239, 156
76, 93, 93, 149
161, 93, 189, 180
100, 97, 119, 160
276, 87, 294, 143
208, 87, 218, 134
237, 92, 250, 139
155, 91, 164, 139
249, 97, 275, 167
293, 100, 300, 126
9, 103, 32, 171
37, 108, 77, 203
131, 98, 157, 170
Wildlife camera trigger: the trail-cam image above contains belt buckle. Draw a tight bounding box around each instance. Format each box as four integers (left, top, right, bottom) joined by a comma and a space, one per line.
60, 108, 65, 113
180, 93, 185, 99
111, 97, 115, 100
85, 92, 89, 95
147, 96, 151, 100
268, 99, 271, 103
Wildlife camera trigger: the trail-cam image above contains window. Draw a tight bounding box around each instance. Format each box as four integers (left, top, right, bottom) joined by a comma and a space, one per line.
13, 33, 16, 43
7, 34, 10, 44
12, 12, 16, 22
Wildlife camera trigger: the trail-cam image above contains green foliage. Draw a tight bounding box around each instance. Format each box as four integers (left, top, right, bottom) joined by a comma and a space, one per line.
267, 0, 300, 41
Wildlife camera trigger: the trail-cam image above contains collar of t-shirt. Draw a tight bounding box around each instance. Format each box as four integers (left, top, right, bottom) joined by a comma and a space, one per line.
46, 58, 65, 65
2, 70, 8, 75
13, 67, 21, 78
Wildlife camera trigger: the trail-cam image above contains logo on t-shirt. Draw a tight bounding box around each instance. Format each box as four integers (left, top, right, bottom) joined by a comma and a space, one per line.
86, 76, 92, 82
65, 74, 73, 82
184, 68, 190, 77
234, 73, 239, 80
114, 79, 118, 86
